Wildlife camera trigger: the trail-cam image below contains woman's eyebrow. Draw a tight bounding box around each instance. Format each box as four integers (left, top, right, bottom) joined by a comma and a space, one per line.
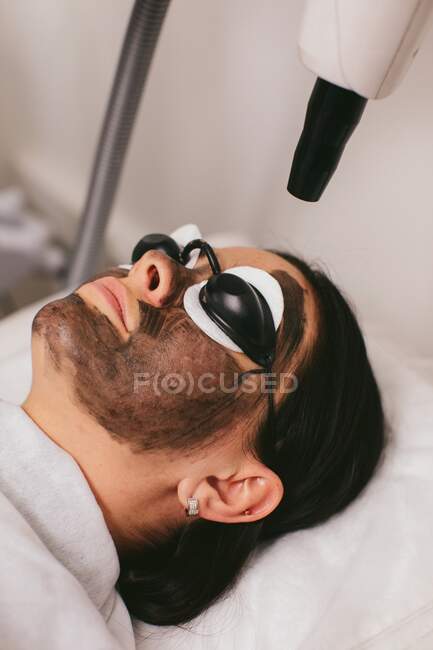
271, 269, 307, 370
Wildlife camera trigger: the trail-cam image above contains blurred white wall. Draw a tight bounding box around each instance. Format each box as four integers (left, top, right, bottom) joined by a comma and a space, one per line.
0, 0, 432, 356
0, 104, 9, 185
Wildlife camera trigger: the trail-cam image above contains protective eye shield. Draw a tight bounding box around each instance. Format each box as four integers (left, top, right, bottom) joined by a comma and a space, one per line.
121, 224, 284, 370
184, 268, 283, 367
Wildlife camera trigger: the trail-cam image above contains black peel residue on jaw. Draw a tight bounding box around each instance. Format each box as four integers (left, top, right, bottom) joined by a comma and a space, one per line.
32, 291, 248, 454
31, 268, 306, 455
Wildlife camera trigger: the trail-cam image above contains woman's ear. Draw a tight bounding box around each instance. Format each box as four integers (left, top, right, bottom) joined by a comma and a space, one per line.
177, 463, 284, 524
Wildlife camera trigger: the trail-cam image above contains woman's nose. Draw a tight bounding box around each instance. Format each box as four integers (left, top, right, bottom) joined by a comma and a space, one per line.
125, 249, 189, 308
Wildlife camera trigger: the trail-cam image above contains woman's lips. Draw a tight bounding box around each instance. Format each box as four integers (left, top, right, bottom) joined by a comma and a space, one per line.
91, 277, 130, 332
75, 274, 142, 339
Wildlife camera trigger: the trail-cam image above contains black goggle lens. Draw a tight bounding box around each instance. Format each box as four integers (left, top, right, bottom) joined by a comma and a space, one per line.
131, 234, 181, 265
200, 273, 275, 368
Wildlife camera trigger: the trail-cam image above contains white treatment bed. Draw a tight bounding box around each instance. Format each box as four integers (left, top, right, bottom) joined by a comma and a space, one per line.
1, 293, 433, 650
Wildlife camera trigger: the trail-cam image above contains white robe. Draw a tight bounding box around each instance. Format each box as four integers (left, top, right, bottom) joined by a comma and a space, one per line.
0, 398, 136, 650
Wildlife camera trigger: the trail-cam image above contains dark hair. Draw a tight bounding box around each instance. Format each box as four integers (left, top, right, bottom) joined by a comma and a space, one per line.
117, 251, 386, 626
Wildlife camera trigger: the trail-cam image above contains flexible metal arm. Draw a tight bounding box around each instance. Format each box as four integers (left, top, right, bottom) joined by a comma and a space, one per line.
66, 0, 171, 288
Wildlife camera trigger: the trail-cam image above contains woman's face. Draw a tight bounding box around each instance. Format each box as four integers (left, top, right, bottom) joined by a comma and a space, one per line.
32, 245, 317, 455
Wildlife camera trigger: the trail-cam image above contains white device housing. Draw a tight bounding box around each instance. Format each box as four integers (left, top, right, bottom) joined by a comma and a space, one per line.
299, 0, 433, 99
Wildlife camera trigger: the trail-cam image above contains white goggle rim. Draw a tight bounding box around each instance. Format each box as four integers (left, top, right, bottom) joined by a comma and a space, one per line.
183, 265, 284, 354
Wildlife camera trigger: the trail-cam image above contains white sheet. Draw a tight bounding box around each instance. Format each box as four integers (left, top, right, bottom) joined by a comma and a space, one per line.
0, 399, 135, 650
1, 296, 433, 649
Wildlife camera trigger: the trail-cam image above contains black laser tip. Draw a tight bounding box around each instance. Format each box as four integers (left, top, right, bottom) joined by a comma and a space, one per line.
287, 77, 367, 202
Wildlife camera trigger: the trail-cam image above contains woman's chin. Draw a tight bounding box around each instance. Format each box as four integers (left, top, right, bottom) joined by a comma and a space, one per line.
31, 294, 89, 370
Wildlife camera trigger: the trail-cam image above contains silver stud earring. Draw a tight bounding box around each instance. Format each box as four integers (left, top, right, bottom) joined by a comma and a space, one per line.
186, 496, 199, 516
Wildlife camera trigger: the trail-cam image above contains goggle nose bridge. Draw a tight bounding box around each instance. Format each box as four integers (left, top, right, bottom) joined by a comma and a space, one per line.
132, 234, 221, 276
